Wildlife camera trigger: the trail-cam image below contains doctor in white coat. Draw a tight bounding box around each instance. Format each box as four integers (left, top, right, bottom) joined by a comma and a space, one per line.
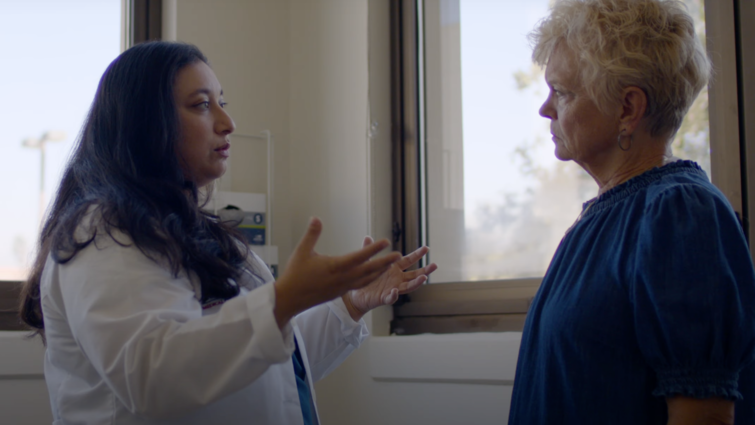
19, 41, 437, 425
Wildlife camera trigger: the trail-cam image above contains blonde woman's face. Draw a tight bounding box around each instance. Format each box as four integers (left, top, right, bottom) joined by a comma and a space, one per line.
173, 61, 236, 188
539, 44, 619, 167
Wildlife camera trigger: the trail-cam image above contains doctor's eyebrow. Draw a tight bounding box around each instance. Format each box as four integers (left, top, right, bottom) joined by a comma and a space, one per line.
188, 88, 224, 97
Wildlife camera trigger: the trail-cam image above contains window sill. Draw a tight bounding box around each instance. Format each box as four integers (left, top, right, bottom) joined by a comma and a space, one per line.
0, 281, 24, 331
390, 278, 539, 334
369, 332, 521, 384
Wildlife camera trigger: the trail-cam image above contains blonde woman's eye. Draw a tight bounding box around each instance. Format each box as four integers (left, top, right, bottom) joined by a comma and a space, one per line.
195, 101, 210, 109
220, 102, 228, 108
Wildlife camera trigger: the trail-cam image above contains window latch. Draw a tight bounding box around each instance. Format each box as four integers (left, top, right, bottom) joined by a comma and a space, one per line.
392, 222, 402, 244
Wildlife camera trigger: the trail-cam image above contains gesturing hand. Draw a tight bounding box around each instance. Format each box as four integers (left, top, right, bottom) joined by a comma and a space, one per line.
273, 218, 401, 328
342, 236, 438, 321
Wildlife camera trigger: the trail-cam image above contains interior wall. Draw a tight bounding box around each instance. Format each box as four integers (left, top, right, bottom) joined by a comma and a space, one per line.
0, 332, 51, 424
173, 0, 295, 270
288, 0, 371, 256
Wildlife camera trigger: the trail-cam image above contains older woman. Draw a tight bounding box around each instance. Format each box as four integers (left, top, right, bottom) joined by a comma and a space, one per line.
509, 1, 755, 424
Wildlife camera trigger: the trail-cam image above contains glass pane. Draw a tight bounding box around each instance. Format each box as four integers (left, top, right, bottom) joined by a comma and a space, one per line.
672, 0, 709, 175
425, 0, 709, 283
0, 0, 121, 280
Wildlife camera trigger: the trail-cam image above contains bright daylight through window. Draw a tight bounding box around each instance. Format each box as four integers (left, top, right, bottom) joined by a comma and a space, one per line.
0, 0, 121, 280
426, 0, 709, 283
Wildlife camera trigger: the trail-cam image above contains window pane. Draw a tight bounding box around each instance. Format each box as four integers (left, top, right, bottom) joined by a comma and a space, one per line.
0, 0, 121, 280
672, 0, 709, 176
424, 0, 709, 283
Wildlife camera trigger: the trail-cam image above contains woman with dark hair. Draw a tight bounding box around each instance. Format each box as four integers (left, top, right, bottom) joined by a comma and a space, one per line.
19, 41, 436, 424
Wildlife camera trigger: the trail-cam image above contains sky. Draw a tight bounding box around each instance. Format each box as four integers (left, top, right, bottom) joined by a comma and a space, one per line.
0, 0, 120, 276
458, 0, 560, 228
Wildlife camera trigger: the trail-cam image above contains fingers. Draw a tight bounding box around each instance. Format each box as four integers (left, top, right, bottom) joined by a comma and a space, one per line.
362, 236, 374, 248
350, 250, 400, 283
400, 275, 427, 293
402, 262, 438, 281
397, 246, 430, 270
358, 251, 401, 276
383, 288, 399, 305
326, 250, 400, 295
422, 262, 438, 276
335, 238, 393, 270
348, 265, 394, 292
295, 217, 323, 254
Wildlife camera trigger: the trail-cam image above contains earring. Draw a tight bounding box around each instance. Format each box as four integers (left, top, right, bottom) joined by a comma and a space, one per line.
618, 130, 632, 151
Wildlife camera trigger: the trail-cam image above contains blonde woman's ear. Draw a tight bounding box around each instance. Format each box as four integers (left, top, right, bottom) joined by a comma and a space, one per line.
619, 86, 648, 134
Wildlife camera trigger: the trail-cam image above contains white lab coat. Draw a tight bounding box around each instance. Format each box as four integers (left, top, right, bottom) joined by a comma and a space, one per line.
40, 224, 368, 425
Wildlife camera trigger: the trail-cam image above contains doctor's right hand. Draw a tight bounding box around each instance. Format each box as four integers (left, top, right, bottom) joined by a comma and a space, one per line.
272, 217, 401, 328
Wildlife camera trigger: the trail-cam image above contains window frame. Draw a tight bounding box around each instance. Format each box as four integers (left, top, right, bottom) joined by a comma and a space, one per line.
126, 0, 162, 47
737, 0, 755, 248
391, 0, 751, 335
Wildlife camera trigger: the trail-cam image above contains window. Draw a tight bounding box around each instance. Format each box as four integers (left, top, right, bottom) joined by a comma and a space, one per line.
391, 0, 747, 335
0, 0, 159, 330
0, 1, 121, 283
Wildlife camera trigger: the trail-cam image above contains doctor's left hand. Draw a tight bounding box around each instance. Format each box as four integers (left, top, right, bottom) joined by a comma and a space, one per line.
341, 237, 438, 321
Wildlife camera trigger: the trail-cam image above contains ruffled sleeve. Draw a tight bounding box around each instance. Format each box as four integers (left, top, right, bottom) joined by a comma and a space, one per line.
632, 183, 755, 400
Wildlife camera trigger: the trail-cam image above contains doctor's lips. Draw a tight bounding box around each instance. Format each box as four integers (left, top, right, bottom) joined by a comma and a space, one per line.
215, 143, 231, 156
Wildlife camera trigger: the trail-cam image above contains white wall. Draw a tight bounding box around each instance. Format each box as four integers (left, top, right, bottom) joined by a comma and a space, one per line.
172, 0, 296, 269
289, 0, 371, 256
0, 332, 51, 424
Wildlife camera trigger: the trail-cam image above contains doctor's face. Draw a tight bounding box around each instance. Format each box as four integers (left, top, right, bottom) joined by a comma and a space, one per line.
173, 61, 236, 188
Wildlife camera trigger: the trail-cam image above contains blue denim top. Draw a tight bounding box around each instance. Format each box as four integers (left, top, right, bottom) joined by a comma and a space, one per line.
508, 161, 755, 424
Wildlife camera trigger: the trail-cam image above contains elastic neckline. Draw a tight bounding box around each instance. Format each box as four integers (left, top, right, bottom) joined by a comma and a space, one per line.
580, 160, 706, 217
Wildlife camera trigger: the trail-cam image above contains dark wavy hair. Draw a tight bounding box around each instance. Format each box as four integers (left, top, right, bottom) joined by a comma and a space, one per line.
19, 41, 248, 337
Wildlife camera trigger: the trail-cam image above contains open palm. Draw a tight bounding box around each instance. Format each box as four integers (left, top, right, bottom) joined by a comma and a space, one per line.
343, 237, 438, 320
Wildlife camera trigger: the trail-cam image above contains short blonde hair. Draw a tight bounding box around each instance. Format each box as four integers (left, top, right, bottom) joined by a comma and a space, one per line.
530, 0, 711, 137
